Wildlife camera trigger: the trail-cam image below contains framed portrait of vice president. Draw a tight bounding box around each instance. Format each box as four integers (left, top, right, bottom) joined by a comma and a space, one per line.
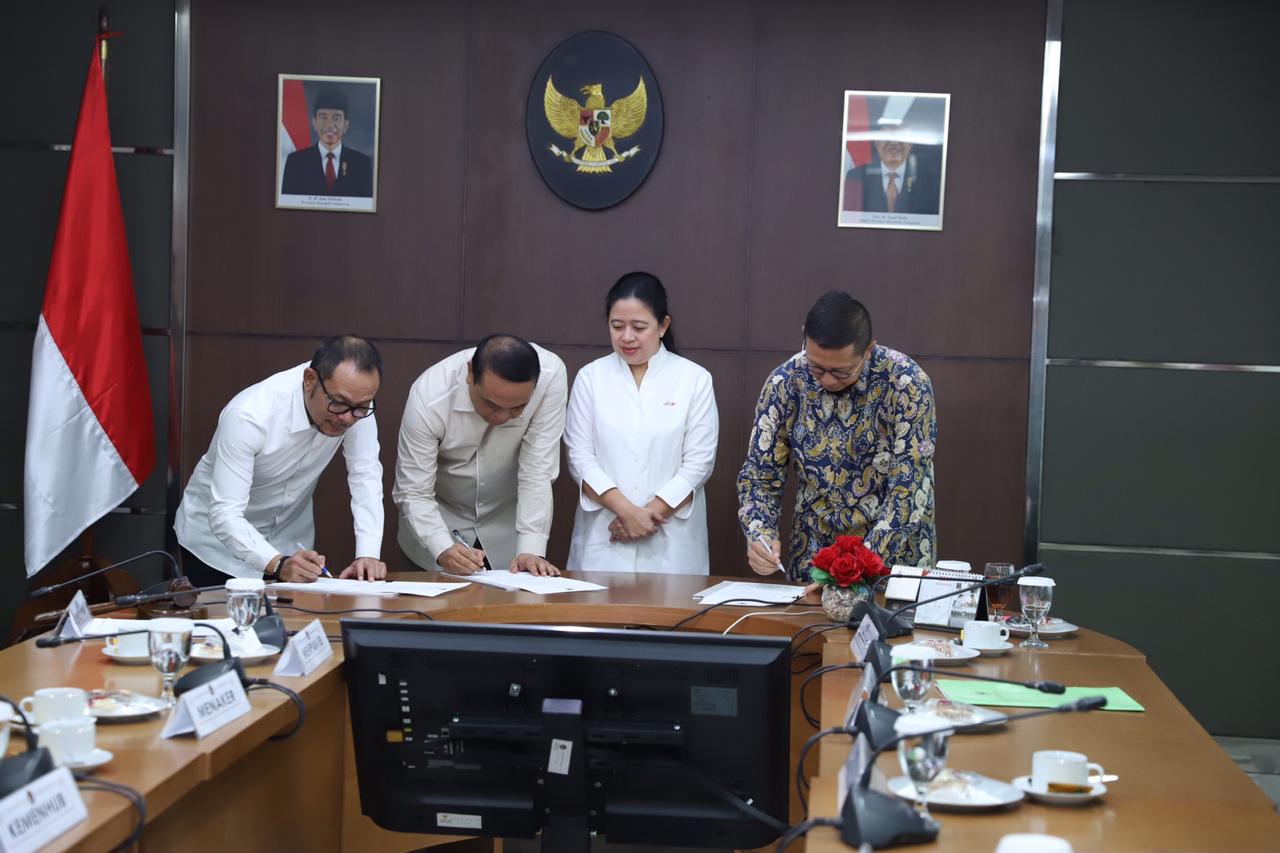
276, 74, 381, 213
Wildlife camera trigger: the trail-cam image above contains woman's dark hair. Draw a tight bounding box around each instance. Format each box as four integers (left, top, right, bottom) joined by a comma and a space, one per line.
605, 271, 676, 352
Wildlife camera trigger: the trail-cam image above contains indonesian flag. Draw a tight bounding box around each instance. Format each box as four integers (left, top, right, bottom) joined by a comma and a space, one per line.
278, 78, 311, 190
23, 43, 154, 576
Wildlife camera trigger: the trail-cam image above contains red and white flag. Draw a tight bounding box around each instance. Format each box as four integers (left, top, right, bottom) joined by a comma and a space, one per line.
278, 78, 310, 190
24, 43, 154, 576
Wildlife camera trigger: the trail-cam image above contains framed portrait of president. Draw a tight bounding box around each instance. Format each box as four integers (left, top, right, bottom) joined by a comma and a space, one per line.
836, 90, 950, 231
276, 74, 381, 213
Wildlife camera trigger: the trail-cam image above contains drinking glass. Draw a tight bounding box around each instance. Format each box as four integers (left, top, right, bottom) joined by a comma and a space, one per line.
983, 562, 1015, 621
225, 578, 265, 638
897, 730, 951, 823
149, 618, 194, 706
891, 657, 935, 712
1018, 578, 1055, 650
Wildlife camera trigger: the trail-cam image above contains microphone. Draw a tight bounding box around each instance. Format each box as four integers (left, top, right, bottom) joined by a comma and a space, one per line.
852, 664, 1066, 749
842, 694, 1106, 849
113, 584, 225, 607
175, 622, 247, 695
846, 571, 931, 639
35, 628, 150, 649
862, 564, 1044, 678
0, 693, 53, 799
28, 549, 183, 598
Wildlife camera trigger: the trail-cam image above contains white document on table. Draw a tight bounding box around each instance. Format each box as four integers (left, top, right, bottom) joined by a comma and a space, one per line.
693, 581, 806, 606
269, 578, 398, 597
443, 571, 607, 595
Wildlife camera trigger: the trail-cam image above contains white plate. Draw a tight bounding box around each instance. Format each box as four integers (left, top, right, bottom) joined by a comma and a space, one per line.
65, 748, 113, 772
88, 689, 168, 722
191, 643, 281, 667
920, 699, 1008, 731
888, 771, 1023, 810
1013, 775, 1106, 804
1005, 617, 1079, 637
970, 641, 1014, 656
895, 640, 980, 665
101, 646, 152, 665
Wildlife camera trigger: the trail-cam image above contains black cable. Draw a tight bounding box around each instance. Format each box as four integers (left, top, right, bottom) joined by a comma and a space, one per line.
775, 817, 842, 852
74, 775, 146, 852
684, 767, 789, 835
790, 621, 844, 649
668, 599, 821, 631
790, 654, 821, 675
798, 662, 864, 728
795, 726, 856, 812
246, 680, 305, 740
273, 603, 432, 620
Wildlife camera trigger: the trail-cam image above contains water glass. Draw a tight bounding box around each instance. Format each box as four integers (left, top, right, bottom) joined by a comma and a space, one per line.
225, 578, 265, 638
897, 729, 951, 823
149, 618, 194, 706
983, 562, 1016, 621
891, 657, 935, 712
1017, 577, 1055, 650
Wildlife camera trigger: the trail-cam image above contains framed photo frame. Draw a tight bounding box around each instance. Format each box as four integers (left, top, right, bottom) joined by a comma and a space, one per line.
836, 90, 950, 231
276, 74, 381, 213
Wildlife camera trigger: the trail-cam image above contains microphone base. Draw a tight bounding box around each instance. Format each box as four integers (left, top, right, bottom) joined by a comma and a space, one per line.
253, 615, 288, 651
847, 600, 913, 639
176, 658, 247, 696
136, 602, 209, 621
0, 748, 56, 799
854, 699, 902, 751
841, 784, 939, 848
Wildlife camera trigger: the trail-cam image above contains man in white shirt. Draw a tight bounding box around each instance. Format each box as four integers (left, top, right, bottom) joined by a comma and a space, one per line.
394, 335, 567, 576
175, 335, 387, 585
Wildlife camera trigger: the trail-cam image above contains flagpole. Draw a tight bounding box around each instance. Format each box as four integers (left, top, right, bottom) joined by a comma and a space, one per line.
98, 7, 109, 84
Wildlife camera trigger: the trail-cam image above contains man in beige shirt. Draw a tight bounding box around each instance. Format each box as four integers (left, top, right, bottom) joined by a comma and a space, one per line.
394, 335, 567, 575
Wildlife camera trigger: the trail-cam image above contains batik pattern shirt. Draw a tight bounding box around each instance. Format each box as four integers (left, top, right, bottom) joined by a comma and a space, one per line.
737, 345, 937, 581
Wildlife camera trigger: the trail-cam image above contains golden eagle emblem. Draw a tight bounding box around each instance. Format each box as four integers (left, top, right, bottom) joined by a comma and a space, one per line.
544, 76, 648, 174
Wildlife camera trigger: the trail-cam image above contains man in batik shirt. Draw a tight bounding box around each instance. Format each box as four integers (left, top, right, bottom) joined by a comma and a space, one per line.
738, 291, 937, 581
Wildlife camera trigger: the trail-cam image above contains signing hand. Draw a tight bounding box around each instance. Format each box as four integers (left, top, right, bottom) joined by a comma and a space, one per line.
509, 553, 561, 576
281, 548, 326, 582
746, 537, 783, 576
340, 557, 387, 580
437, 543, 487, 575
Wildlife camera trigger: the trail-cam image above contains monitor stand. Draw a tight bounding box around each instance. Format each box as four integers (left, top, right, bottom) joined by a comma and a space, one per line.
540, 698, 590, 853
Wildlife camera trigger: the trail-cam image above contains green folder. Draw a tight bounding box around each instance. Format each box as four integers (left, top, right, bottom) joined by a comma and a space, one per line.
935, 680, 1145, 712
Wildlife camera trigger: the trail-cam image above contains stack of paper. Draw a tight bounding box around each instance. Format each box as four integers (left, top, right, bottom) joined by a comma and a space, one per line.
443, 571, 607, 595
267, 578, 468, 598
692, 581, 807, 606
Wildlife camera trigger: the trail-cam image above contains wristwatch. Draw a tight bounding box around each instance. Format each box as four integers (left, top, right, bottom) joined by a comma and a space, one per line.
263, 554, 286, 582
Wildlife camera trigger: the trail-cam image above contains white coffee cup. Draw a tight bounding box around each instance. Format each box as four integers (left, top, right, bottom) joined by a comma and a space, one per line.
935, 560, 972, 573
995, 834, 1074, 853
18, 687, 89, 724
961, 619, 1010, 648
1031, 749, 1104, 792
106, 630, 150, 657
37, 717, 96, 765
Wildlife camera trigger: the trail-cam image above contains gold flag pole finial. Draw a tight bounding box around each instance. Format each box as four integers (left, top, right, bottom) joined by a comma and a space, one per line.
98, 6, 109, 78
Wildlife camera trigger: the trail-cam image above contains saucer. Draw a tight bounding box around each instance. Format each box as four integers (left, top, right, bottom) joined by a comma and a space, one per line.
88, 689, 168, 722
889, 771, 1023, 810
894, 641, 980, 665
65, 748, 113, 772
1006, 618, 1079, 637
101, 646, 151, 665
1013, 775, 1106, 804
191, 644, 281, 667
969, 641, 1013, 656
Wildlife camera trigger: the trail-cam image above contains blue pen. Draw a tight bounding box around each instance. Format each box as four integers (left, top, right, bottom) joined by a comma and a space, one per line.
297, 542, 333, 578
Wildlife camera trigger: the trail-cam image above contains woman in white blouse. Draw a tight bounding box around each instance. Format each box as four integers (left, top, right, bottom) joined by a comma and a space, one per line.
565, 272, 719, 573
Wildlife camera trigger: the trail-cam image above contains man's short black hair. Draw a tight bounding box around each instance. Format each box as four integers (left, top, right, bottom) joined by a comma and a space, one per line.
471, 334, 540, 385
312, 87, 348, 117
311, 335, 382, 379
803, 291, 873, 352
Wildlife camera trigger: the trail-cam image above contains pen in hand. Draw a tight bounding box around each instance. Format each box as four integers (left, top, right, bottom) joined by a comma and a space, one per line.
450, 529, 490, 572
297, 542, 333, 579
755, 535, 785, 574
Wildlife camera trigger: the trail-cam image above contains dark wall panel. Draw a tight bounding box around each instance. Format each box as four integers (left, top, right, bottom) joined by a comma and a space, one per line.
1041, 365, 1280, 553
1043, 545, 1280, 738
1050, 181, 1280, 365
1057, 0, 1280, 176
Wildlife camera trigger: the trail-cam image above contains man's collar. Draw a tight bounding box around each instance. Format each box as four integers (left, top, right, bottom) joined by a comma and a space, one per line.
292, 380, 316, 434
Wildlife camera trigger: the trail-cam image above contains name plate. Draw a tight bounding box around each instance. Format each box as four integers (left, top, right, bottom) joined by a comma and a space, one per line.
844, 661, 877, 727
162, 670, 252, 739
56, 591, 92, 641
850, 614, 878, 663
835, 733, 872, 813
272, 619, 332, 677
0, 767, 87, 853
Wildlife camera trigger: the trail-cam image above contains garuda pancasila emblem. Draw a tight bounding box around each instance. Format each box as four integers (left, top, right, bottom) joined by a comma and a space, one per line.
543, 76, 648, 174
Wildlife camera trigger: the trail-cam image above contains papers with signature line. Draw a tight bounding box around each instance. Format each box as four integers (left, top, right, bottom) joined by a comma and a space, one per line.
268, 578, 469, 598
693, 581, 807, 606
442, 571, 607, 595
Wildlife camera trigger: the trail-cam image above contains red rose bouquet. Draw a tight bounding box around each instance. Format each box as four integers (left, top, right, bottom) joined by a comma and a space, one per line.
809, 535, 890, 589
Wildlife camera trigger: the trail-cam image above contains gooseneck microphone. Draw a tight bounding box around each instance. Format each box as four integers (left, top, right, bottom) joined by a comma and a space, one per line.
175, 622, 247, 695
35, 628, 150, 649
842, 695, 1107, 849
28, 549, 184, 598
113, 584, 225, 607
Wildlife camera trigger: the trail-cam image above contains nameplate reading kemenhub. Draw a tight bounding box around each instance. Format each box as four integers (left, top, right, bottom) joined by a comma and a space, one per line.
0, 767, 87, 853
162, 670, 252, 739
273, 618, 332, 677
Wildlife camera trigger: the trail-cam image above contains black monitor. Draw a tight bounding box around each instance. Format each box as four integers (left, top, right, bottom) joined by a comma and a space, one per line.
341, 620, 792, 851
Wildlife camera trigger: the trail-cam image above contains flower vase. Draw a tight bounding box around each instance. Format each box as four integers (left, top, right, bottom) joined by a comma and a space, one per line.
820, 584, 870, 623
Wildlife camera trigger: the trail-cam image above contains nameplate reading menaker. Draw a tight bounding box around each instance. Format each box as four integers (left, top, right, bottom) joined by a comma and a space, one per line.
162, 670, 253, 739
0, 767, 87, 853
273, 618, 333, 677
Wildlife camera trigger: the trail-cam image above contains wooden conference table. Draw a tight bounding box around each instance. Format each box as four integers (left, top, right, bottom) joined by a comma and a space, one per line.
1, 571, 1275, 852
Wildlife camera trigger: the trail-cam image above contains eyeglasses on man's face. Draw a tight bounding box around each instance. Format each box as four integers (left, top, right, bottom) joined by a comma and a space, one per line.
317, 375, 375, 418
803, 350, 867, 382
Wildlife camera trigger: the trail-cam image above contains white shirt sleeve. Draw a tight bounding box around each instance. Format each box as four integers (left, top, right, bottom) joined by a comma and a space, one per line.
342, 414, 384, 559
654, 369, 719, 519
205, 408, 279, 570
515, 363, 568, 557
392, 387, 456, 565
564, 366, 617, 513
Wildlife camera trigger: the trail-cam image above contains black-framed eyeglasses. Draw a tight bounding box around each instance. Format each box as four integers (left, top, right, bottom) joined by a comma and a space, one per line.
803, 351, 866, 382
317, 375, 376, 418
